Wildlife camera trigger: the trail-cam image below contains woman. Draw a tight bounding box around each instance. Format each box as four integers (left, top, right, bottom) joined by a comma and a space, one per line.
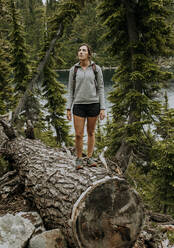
67, 44, 105, 169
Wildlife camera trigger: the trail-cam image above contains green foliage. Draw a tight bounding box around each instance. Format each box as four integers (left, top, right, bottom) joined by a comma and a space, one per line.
167, 230, 174, 245
40, 26, 73, 146
7, 0, 43, 135
126, 163, 161, 212
35, 128, 58, 147
57, 1, 118, 68
98, 0, 174, 157
0, 44, 14, 114
127, 94, 174, 214
1, 0, 118, 70
149, 94, 174, 213
49, 0, 81, 40
95, 120, 105, 154
95, 114, 115, 157
9, 0, 31, 99
98, 0, 174, 213
16, 0, 45, 59
98, 0, 174, 57
0, 1, 15, 114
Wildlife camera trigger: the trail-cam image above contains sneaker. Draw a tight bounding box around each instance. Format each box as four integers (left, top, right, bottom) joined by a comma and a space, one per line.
87, 157, 97, 167
75, 157, 83, 170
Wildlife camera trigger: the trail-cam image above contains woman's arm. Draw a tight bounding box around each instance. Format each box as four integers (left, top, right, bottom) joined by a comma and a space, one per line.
96, 66, 106, 120
96, 66, 105, 110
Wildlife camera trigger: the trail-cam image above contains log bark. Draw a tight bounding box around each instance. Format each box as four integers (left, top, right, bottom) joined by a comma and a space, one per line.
0, 170, 21, 198
0, 135, 144, 248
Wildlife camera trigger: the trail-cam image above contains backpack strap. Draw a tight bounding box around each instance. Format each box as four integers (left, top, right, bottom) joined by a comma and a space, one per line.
92, 63, 98, 89
73, 65, 78, 95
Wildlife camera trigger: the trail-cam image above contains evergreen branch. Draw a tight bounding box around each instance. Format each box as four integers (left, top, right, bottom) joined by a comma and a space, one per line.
141, 124, 154, 146
11, 24, 63, 123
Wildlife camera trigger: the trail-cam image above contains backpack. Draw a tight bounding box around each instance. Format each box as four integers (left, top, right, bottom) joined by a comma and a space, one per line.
73, 63, 98, 94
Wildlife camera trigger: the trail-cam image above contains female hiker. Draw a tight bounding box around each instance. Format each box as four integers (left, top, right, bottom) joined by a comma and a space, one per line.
66, 44, 105, 169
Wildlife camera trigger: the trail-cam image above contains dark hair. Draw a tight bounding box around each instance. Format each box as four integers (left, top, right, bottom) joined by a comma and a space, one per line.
78, 43, 92, 57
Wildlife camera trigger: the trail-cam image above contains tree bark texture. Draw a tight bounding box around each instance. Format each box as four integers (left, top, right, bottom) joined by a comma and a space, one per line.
1, 136, 144, 248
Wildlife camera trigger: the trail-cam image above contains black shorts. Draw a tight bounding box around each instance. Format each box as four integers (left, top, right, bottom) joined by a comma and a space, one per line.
73, 103, 100, 117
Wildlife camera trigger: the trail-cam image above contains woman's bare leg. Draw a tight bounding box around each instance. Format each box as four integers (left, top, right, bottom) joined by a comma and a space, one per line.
87, 116, 98, 157
73, 115, 86, 158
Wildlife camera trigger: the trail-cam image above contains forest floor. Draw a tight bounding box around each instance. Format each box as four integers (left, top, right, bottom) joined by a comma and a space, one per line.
0, 193, 35, 217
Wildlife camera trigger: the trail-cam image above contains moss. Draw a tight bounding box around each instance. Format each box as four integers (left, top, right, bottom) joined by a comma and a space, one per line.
167, 230, 174, 245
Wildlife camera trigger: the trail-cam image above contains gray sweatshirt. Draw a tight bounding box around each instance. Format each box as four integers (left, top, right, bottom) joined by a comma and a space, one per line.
67, 61, 105, 110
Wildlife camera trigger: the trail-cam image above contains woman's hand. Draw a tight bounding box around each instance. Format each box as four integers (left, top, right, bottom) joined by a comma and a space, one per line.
67, 110, 72, 121
100, 109, 105, 120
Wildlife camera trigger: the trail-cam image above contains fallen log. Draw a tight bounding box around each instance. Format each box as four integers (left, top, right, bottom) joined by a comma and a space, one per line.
0, 125, 144, 248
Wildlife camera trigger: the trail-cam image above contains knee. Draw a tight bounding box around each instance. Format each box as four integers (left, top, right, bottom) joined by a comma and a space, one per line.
87, 130, 95, 137
75, 132, 83, 140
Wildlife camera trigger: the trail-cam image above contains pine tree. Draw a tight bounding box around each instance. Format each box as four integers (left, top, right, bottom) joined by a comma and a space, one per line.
9, 0, 42, 133
98, 0, 174, 171
150, 93, 174, 214
9, 0, 31, 99
40, 16, 73, 146
46, 0, 57, 16
0, 45, 14, 115
0, 0, 15, 174
42, 51, 73, 146
0, 1, 14, 114
16, 0, 45, 60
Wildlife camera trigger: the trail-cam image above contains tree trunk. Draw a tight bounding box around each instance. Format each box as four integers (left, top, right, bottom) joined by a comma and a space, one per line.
0, 133, 144, 248
114, 0, 141, 173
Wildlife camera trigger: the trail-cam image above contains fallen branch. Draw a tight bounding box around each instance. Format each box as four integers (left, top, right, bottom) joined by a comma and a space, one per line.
99, 146, 109, 171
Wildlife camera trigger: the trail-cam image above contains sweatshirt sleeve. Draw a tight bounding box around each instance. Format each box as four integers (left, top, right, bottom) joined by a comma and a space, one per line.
96, 65, 105, 110
66, 66, 74, 110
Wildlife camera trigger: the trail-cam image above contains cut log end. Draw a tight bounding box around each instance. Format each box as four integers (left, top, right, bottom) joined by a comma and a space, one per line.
71, 177, 144, 248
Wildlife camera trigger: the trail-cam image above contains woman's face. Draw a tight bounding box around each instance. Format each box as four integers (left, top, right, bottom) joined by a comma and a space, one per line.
78, 45, 90, 61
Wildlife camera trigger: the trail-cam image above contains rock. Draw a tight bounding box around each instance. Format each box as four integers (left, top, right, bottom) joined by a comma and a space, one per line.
16, 212, 45, 236
29, 229, 67, 248
0, 213, 35, 248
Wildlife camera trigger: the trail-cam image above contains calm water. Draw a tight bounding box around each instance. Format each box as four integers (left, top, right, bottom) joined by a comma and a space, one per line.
57, 70, 174, 138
